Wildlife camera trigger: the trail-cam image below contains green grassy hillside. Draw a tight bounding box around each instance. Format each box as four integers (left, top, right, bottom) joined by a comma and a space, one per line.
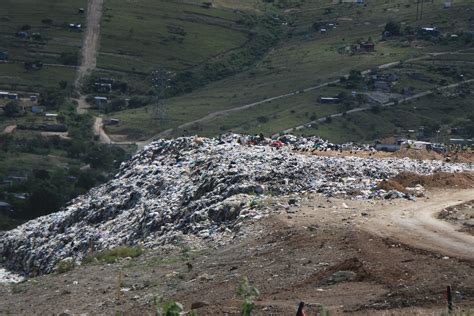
0, 0, 86, 91
101, 0, 474, 141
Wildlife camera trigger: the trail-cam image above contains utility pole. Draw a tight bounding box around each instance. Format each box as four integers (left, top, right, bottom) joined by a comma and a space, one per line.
416, 0, 420, 21
420, 0, 424, 20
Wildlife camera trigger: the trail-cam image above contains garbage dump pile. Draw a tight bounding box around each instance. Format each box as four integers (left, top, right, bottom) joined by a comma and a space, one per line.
0, 135, 472, 275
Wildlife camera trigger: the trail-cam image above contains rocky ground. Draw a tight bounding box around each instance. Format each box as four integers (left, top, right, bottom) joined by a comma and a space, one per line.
439, 200, 474, 236
0, 135, 473, 315
1, 135, 472, 276
1, 190, 474, 315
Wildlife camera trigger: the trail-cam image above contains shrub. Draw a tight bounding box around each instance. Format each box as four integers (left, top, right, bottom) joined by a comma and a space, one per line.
84, 246, 143, 264
237, 277, 260, 316
55, 259, 75, 274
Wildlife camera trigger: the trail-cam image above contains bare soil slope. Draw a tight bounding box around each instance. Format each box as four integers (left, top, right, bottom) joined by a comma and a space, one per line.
1, 189, 474, 315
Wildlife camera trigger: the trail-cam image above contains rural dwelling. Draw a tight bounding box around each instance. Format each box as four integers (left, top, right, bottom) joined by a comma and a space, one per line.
0, 201, 12, 213
31, 106, 43, 113
374, 81, 391, 92
375, 143, 400, 152
104, 118, 120, 126
94, 96, 108, 107
450, 138, 474, 146
332, 0, 364, 4
94, 83, 112, 93
420, 27, 439, 36
7, 93, 18, 100
43, 124, 68, 132
0, 52, 8, 61
15, 31, 28, 38
0, 91, 9, 99
319, 97, 340, 104
402, 140, 433, 150
359, 41, 375, 52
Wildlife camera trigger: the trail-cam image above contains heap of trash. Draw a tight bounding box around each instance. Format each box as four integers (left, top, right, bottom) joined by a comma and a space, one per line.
0, 135, 471, 275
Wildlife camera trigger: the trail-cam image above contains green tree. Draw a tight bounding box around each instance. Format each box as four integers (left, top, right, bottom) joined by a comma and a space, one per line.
384, 21, 401, 36
3, 101, 21, 117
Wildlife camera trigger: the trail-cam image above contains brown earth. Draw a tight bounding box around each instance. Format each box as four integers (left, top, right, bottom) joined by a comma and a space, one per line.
378, 172, 474, 192
311, 149, 474, 163
1, 189, 474, 315
438, 200, 474, 236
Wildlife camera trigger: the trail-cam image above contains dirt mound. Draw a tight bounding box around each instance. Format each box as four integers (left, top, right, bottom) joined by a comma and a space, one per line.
302, 257, 370, 287
445, 152, 474, 164
393, 149, 444, 161
377, 179, 407, 193
381, 172, 474, 190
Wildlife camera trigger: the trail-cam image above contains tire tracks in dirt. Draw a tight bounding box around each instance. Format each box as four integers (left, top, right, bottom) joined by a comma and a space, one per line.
363, 189, 474, 261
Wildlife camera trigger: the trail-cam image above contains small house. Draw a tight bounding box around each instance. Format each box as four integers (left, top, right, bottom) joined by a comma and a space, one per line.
104, 118, 120, 125
0, 201, 12, 213
78, 8, 85, 14
31, 106, 43, 113
375, 144, 400, 152
45, 113, 58, 118
97, 77, 114, 84
0, 52, 8, 61
420, 27, 439, 36
44, 124, 68, 132
0, 91, 9, 99
30, 95, 38, 102
319, 97, 340, 104
94, 83, 112, 93
94, 96, 108, 107
15, 31, 28, 38
359, 41, 375, 52
374, 81, 391, 92
450, 138, 474, 146
7, 93, 18, 100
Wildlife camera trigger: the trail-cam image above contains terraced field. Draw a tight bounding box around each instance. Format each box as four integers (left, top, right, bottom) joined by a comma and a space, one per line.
0, 0, 86, 90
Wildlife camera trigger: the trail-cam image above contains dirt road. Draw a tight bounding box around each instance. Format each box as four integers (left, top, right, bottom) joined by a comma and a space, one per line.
365, 189, 474, 260
148, 49, 474, 142
74, 0, 104, 115
2, 125, 16, 134
75, 0, 104, 91
2, 189, 474, 314
93, 117, 111, 144
282, 78, 474, 135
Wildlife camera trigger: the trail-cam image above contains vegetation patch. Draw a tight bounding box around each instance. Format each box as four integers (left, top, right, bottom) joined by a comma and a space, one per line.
83, 246, 143, 264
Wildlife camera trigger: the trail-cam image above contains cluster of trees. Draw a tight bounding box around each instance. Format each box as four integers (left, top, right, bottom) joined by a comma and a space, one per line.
166, 13, 283, 96
0, 110, 130, 224
262, 0, 304, 9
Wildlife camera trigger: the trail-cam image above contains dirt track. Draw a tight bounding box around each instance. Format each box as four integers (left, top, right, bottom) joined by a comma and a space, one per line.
365, 189, 474, 260
74, 0, 104, 114
75, 0, 103, 90
93, 117, 112, 144
2, 125, 16, 134
2, 188, 474, 315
